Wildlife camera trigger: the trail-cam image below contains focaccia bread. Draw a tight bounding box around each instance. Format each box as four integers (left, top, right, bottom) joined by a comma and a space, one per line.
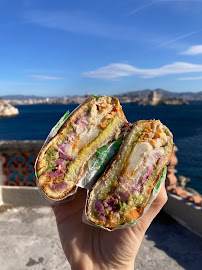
86, 120, 174, 229
36, 96, 127, 199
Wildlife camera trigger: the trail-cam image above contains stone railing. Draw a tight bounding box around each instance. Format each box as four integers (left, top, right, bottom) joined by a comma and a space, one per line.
0, 140, 43, 186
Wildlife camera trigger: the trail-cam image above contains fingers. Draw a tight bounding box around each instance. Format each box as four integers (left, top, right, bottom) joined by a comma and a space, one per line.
52, 188, 87, 223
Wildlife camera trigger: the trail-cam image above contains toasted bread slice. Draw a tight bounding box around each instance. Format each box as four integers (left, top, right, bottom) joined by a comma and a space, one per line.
86, 120, 173, 229
36, 96, 127, 199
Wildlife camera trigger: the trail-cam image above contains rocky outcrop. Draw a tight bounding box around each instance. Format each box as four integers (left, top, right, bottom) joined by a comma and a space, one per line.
0, 98, 19, 117
138, 91, 163, 106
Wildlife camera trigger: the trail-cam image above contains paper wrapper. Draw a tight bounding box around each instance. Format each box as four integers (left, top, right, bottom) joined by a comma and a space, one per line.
78, 135, 124, 190
82, 166, 167, 231
35, 97, 166, 231
34, 98, 124, 205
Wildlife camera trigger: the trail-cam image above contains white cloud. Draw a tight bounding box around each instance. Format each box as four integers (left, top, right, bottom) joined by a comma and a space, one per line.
24, 9, 200, 50
180, 45, 202, 55
177, 76, 202, 80
129, 1, 156, 15
82, 62, 202, 80
29, 75, 64, 80
24, 10, 143, 41
82, 64, 138, 80
130, 0, 202, 15
158, 30, 202, 48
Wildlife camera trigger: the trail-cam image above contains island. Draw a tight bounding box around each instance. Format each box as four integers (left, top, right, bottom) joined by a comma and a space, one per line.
119, 91, 188, 106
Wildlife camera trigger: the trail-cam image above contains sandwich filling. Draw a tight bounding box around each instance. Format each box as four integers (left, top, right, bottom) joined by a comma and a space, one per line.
90, 120, 172, 226
37, 96, 126, 198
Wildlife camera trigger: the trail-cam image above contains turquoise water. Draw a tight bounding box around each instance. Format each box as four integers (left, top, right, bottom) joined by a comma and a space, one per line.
0, 101, 201, 193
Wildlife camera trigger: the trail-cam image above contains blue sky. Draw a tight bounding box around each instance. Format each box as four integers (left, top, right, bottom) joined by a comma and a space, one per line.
1, 0, 202, 97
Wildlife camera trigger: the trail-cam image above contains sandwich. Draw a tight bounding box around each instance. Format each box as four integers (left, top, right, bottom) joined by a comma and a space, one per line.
86, 120, 174, 229
36, 96, 127, 199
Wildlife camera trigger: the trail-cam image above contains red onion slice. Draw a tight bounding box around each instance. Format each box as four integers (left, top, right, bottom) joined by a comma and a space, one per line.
75, 116, 88, 126
49, 181, 67, 190
58, 150, 75, 161
67, 132, 76, 142
94, 201, 105, 215
55, 158, 66, 171
49, 170, 63, 178
57, 142, 71, 153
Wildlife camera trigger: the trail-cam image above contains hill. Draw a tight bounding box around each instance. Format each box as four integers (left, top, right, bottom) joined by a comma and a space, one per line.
117, 89, 202, 100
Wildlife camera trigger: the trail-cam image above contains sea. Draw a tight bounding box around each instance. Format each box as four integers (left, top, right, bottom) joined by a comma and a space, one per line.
0, 101, 201, 194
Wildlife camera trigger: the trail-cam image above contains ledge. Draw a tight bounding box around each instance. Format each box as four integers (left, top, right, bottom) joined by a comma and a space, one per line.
0, 140, 44, 153
1, 185, 202, 238
0, 186, 49, 207
164, 191, 202, 237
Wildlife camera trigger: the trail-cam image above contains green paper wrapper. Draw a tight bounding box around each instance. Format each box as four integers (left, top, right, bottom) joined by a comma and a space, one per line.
78, 135, 124, 189
82, 166, 167, 231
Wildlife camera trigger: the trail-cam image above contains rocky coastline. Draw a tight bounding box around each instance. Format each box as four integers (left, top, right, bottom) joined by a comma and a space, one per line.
0, 98, 19, 117
4, 90, 188, 106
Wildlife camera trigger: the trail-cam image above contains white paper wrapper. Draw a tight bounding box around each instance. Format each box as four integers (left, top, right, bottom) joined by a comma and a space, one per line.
34, 97, 125, 205
82, 166, 167, 231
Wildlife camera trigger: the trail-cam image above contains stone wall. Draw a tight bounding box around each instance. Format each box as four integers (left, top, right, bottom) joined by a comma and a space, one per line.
0, 140, 43, 186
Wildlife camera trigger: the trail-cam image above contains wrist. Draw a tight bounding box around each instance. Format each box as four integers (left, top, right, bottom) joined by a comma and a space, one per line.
71, 260, 135, 270
113, 261, 134, 270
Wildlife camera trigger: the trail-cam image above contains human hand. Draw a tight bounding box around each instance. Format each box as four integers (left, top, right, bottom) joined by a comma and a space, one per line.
52, 175, 167, 270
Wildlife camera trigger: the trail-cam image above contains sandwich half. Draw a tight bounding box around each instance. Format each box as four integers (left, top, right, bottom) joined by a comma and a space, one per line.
36, 96, 127, 199
86, 120, 174, 229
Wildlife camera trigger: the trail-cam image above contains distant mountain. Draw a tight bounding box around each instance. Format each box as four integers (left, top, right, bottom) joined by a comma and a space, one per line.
117, 89, 202, 100
1, 94, 80, 100
1, 89, 202, 101
0, 95, 47, 100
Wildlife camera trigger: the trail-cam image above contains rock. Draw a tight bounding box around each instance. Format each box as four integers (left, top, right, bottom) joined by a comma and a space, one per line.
148, 91, 163, 105
0, 98, 19, 117
178, 175, 191, 188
